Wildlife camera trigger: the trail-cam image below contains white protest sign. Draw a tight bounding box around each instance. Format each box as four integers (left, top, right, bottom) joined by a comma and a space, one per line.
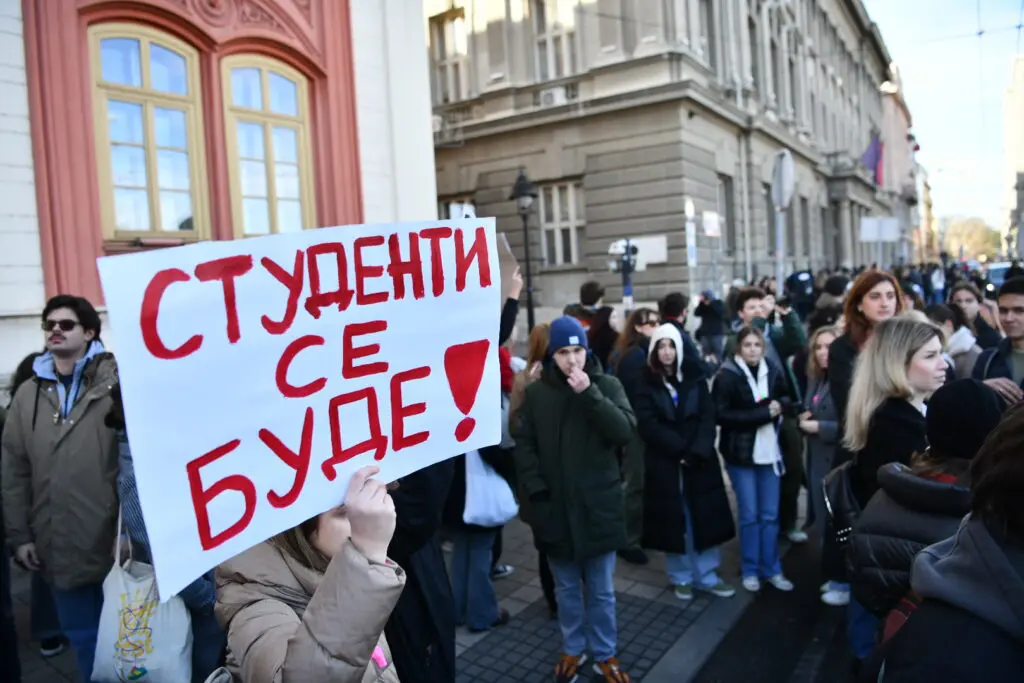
97, 220, 501, 599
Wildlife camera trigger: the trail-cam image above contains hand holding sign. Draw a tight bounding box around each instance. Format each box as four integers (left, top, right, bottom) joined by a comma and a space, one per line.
344, 466, 396, 565
98, 219, 501, 598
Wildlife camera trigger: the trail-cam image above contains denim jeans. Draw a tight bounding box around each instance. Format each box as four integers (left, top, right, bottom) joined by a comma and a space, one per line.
451, 530, 499, 631
51, 582, 105, 682
31, 570, 63, 640
548, 552, 617, 661
1, 548, 21, 683
847, 595, 880, 660
666, 472, 722, 588
728, 465, 783, 579
189, 605, 226, 682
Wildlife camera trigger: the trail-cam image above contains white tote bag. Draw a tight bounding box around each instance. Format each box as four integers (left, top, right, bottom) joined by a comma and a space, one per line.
92, 513, 193, 683
463, 449, 519, 527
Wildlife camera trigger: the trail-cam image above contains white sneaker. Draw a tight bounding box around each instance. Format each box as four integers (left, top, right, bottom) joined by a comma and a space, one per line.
768, 574, 795, 592
787, 529, 809, 543
742, 576, 761, 592
822, 589, 850, 606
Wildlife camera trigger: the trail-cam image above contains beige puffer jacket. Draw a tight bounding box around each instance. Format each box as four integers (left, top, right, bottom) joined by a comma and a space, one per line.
216, 540, 405, 683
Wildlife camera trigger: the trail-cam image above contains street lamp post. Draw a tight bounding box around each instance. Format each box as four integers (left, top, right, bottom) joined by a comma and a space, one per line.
510, 168, 539, 330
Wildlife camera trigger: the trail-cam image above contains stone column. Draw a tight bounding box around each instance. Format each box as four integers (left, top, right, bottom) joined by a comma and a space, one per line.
673, 0, 690, 47
738, 0, 753, 89
839, 198, 853, 268
712, 0, 725, 79
689, 0, 703, 58
761, 3, 775, 108
780, 25, 793, 119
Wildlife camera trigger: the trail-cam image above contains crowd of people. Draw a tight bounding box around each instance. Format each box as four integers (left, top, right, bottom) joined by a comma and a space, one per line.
2, 257, 1024, 683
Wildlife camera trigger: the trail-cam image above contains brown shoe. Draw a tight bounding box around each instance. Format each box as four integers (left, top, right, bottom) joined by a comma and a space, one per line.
553, 652, 588, 683
593, 657, 632, 682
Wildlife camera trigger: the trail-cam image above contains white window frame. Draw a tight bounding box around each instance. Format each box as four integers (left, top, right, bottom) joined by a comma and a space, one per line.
533, 0, 577, 82
430, 13, 469, 104
538, 182, 583, 266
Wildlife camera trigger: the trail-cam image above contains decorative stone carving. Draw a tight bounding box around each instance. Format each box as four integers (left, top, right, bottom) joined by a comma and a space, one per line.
191, 0, 234, 25
237, 0, 283, 29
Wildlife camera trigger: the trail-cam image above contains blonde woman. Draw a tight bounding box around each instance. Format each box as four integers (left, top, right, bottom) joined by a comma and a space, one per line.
840, 315, 948, 665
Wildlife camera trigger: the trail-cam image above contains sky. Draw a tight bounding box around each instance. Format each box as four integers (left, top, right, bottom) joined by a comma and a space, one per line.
862, 0, 1022, 231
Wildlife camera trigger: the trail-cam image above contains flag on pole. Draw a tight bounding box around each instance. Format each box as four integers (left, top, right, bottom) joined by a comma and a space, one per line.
860, 134, 884, 186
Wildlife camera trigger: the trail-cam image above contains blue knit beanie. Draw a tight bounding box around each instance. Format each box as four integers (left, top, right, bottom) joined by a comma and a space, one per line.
548, 316, 589, 353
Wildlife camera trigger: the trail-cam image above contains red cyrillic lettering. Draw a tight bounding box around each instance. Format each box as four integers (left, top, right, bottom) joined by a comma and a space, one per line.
390, 366, 431, 451
261, 251, 304, 335
194, 254, 254, 344
455, 227, 492, 292
387, 233, 425, 300
304, 242, 354, 319
186, 439, 255, 551
419, 227, 452, 297
258, 407, 314, 509
354, 235, 389, 306
140, 268, 202, 360
342, 320, 389, 379
275, 335, 327, 398
324, 388, 389, 478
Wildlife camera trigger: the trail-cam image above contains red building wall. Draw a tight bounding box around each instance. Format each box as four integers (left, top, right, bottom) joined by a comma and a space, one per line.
22, 0, 362, 304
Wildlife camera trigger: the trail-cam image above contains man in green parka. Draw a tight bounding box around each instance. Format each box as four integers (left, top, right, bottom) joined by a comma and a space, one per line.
513, 315, 636, 683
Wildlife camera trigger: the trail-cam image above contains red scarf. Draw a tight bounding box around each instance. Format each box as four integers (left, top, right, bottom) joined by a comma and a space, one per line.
499, 347, 514, 393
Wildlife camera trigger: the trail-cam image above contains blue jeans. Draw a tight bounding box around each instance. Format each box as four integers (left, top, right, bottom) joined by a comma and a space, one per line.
847, 595, 880, 660
728, 465, 782, 579
52, 582, 105, 682
548, 552, 617, 661
189, 606, 225, 682
451, 530, 499, 631
1, 547, 21, 683
31, 570, 63, 640
666, 472, 723, 588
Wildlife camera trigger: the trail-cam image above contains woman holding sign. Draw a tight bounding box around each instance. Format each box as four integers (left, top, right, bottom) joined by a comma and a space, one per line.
215, 466, 405, 683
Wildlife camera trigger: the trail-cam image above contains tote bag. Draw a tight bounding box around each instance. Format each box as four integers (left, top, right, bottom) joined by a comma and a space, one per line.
92, 513, 193, 683
463, 450, 519, 527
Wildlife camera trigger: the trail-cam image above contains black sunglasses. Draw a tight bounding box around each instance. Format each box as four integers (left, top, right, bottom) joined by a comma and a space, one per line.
42, 319, 79, 332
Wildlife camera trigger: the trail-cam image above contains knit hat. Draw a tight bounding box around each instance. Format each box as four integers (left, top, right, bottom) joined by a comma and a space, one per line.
548, 315, 589, 353
823, 275, 851, 298
927, 379, 1006, 460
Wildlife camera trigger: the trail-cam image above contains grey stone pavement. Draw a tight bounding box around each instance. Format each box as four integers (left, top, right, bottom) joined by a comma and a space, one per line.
12, 486, 785, 683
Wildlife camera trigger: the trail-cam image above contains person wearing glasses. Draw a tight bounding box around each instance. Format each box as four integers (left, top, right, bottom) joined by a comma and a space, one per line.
1, 295, 120, 680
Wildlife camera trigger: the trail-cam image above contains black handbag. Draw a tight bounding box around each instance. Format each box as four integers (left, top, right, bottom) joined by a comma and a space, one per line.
822, 460, 861, 546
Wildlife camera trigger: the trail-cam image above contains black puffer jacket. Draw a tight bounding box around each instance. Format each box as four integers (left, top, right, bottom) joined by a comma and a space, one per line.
847, 463, 970, 618
712, 358, 789, 467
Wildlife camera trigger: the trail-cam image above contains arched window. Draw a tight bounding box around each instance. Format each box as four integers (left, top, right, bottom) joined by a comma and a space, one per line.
88, 24, 209, 239
222, 55, 316, 237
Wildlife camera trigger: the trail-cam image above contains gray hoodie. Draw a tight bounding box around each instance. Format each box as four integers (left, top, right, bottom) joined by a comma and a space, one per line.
911, 515, 1024, 644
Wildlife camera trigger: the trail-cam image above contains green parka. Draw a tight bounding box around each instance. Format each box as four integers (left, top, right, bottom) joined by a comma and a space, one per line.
512, 357, 636, 562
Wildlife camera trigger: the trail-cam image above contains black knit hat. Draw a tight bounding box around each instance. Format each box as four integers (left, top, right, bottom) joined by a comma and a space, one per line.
823, 275, 851, 298
927, 379, 1006, 460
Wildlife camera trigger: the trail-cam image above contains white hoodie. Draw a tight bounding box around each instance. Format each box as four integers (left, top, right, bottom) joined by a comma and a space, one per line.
647, 323, 684, 382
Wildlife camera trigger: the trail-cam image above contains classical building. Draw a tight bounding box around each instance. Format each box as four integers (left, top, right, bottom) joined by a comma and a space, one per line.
0, 0, 436, 379
880, 63, 918, 264
426, 0, 897, 310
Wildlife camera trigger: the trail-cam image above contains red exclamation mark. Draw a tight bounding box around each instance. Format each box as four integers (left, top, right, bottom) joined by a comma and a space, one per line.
444, 339, 491, 442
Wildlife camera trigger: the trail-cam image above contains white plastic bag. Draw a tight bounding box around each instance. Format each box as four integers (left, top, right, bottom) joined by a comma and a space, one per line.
463, 449, 519, 527
92, 514, 193, 683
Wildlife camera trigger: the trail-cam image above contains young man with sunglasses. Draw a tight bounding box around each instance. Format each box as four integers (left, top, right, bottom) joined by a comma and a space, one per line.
2, 295, 120, 679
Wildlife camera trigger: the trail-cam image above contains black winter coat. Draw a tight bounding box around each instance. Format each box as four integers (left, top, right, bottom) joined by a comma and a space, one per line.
634, 369, 734, 554
847, 463, 970, 618
851, 398, 928, 508
712, 359, 789, 467
384, 460, 457, 683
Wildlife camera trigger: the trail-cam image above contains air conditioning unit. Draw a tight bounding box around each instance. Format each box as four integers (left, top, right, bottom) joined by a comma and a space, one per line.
539, 86, 568, 108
